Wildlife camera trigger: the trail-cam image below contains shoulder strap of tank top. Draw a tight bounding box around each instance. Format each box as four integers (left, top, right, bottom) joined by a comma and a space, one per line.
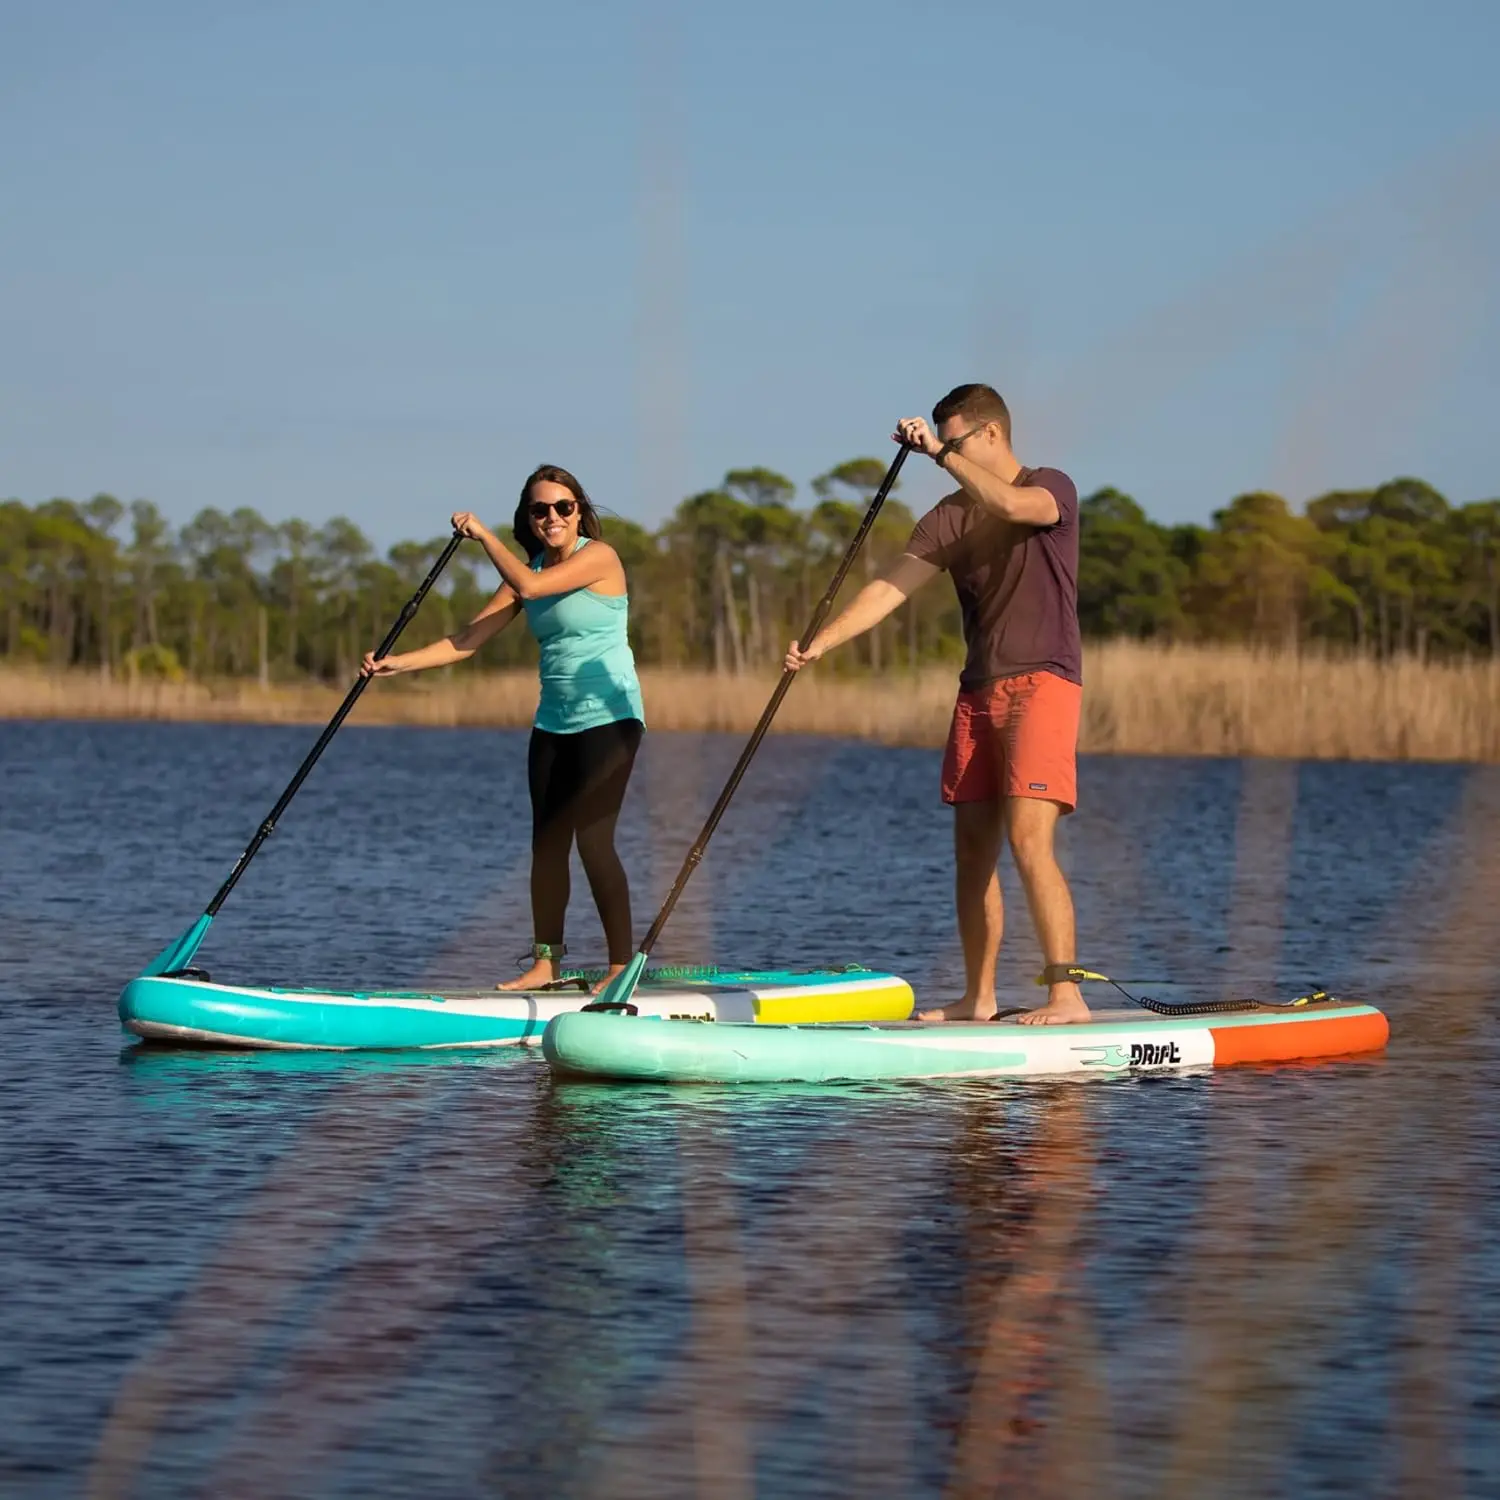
532, 535, 590, 573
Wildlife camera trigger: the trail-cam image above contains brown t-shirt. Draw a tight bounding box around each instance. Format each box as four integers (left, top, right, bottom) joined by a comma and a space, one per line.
904, 466, 1082, 691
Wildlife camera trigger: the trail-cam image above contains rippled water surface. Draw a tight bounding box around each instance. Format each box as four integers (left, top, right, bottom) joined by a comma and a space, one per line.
2, 720, 1498, 1498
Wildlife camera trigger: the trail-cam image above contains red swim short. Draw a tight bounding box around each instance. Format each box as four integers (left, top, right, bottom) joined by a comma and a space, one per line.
940, 670, 1082, 813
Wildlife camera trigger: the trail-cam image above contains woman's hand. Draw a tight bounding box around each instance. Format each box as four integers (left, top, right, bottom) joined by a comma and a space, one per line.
360, 650, 406, 678
450, 511, 493, 541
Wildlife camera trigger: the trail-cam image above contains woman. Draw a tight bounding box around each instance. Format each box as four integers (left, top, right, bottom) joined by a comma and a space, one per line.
361, 465, 646, 992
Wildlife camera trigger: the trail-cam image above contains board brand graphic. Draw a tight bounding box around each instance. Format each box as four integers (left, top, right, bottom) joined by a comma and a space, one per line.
1073, 1040, 1184, 1069
1130, 1041, 1182, 1066
1073, 1044, 1131, 1069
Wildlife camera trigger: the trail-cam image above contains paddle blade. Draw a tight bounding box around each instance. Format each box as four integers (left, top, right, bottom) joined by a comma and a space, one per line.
139, 913, 213, 978
581, 951, 647, 1014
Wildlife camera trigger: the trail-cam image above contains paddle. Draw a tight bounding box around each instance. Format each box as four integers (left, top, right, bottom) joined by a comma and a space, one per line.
585, 443, 913, 1013
139, 531, 467, 978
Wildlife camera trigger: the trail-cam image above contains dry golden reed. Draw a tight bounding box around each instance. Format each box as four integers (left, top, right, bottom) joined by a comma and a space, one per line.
2, 642, 1497, 762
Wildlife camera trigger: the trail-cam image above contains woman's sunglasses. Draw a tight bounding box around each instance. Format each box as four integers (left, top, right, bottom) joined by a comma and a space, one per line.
529, 500, 578, 520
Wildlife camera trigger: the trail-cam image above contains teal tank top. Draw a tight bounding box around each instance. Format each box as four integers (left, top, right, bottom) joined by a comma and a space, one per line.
522, 538, 646, 735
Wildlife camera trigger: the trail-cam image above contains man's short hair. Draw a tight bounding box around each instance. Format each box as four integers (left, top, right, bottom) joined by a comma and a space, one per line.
932, 384, 1011, 443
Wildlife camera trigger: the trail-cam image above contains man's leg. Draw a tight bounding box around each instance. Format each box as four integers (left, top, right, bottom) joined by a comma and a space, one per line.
1006, 797, 1089, 1024
917, 799, 1005, 1021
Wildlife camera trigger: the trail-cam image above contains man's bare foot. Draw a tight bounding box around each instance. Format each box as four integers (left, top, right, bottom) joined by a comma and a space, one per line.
589, 964, 628, 996
497, 959, 561, 992
916, 996, 998, 1023
1017, 983, 1091, 1026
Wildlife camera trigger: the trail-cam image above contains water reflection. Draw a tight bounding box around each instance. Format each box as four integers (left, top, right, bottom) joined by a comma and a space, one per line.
0, 725, 1496, 1497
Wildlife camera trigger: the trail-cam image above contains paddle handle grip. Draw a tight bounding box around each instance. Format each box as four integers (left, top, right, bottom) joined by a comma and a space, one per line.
637, 445, 912, 955
204, 531, 466, 916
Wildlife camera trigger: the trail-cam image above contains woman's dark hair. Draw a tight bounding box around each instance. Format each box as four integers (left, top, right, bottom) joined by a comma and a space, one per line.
512, 464, 603, 559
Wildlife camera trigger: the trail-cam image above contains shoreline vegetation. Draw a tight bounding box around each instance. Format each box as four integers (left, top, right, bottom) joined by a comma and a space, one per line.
7, 469, 1498, 763
4, 644, 1497, 763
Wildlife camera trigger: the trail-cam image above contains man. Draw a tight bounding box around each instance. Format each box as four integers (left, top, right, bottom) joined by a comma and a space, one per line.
785, 383, 1087, 1024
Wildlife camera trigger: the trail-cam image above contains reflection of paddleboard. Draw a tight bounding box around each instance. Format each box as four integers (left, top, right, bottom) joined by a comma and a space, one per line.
118, 967, 915, 1050
542, 996, 1390, 1083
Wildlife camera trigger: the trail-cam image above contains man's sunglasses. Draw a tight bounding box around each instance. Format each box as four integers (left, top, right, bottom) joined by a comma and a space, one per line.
529, 500, 578, 520
944, 423, 989, 451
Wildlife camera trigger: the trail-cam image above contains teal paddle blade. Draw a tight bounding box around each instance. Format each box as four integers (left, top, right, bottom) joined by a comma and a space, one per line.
139, 913, 213, 977
582, 951, 648, 1014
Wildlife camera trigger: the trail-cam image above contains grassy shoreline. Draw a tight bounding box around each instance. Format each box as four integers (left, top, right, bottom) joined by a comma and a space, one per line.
2, 644, 1497, 763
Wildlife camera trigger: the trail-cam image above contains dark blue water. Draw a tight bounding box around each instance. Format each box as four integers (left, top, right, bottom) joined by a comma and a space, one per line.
2, 720, 1498, 1498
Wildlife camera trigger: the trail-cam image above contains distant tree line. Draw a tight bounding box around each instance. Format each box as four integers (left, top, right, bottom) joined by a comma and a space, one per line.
2, 467, 1497, 681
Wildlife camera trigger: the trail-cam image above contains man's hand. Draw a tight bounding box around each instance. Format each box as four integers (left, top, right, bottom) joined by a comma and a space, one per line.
360, 650, 406, 678
893, 417, 942, 457
784, 636, 827, 672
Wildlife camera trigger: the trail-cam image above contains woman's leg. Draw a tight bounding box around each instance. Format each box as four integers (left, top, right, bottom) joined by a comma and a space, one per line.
498, 728, 577, 990
571, 720, 644, 978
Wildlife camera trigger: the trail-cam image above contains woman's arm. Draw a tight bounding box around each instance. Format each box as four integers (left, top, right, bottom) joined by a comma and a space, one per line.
361, 586, 521, 676
450, 512, 623, 600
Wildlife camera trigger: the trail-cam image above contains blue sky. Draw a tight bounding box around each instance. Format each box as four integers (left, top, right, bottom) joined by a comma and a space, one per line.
3, 0, 1497, 547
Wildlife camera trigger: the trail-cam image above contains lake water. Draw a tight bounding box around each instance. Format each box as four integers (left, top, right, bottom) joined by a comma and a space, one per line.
2, 720, 1497, 1499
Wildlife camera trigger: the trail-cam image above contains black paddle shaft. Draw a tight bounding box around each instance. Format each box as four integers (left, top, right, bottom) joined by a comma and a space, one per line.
203, 531, 466, 917
636, 444, 913, 955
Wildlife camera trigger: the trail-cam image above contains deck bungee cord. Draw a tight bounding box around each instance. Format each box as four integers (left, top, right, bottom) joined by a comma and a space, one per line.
1024, 964, 1336, 1018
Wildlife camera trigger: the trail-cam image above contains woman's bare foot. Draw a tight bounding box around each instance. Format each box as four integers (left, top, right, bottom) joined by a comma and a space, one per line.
589, 963, 628, 996
916, 995, 997, 1023
497, 958, 561, 992
1017, 983, 1091, 1025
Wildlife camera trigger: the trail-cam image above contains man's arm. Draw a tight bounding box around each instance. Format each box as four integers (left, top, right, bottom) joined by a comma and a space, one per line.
937, 448, 1059, 526
895, 418, 1059, 525
785, 553, 940, 669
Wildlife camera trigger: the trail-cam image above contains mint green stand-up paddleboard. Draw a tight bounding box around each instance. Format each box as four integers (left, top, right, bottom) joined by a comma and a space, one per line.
541, 998, 1391, 1083
118, 968, 915, 1051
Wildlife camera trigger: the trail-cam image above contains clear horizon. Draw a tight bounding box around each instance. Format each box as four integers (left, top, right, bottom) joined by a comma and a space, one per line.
3, 0, 1497, 548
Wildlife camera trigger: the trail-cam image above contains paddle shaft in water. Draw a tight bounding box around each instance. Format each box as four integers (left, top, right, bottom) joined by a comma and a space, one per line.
142, 533, 465, 974
201, 531, 466, 917
635, 443, 912, 957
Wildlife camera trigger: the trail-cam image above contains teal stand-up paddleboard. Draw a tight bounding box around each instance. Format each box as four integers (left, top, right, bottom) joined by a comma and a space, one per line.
542, 996, 1390, 1083
119, 968, 915, 1050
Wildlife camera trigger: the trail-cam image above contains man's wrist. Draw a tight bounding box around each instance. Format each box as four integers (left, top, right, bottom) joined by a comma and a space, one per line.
933, 443, 953, 468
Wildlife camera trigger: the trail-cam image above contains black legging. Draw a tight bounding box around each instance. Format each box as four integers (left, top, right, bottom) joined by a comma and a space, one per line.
527, 718, 644, 963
